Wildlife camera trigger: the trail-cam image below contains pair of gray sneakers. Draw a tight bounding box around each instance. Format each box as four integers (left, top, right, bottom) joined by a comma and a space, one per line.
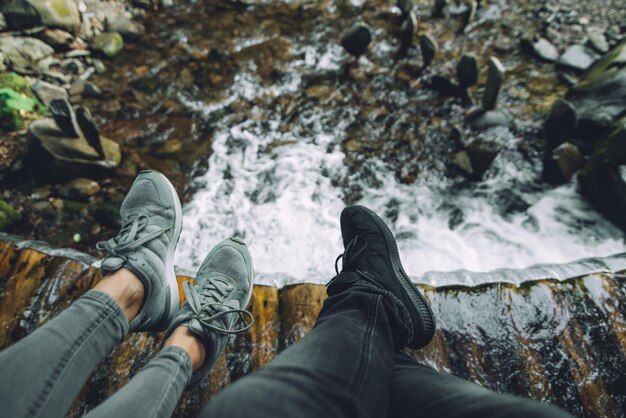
96, 170, 253, 386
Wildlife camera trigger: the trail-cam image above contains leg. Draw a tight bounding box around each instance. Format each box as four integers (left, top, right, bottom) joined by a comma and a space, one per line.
389, 352, 573, 418
200, 206, 436, 418
85, 237, 255, 418
0, 269, 141, 418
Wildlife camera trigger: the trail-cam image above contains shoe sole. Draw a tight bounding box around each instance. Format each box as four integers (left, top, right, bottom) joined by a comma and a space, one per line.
354, 205, 436, 349
153, 171, 183, 330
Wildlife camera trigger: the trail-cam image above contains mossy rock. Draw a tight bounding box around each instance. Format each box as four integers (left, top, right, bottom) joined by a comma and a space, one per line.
91, 32, 124, 58
0, 84, 45, 131
0, 198, 21, 230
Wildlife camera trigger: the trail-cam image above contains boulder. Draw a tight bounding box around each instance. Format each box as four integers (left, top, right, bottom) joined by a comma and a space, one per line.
31, 80, 68, 106
27, 118, 121, 181
0, 36, 54, 71
482, 56, 505, 110
91, 32, 124, 58
1, 0, 80, 32
558, 44, 601, 72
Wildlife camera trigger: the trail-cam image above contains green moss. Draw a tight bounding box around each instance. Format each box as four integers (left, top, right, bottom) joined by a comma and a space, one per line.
0, 72, 45, 131
0, 198, 21, 230
50, 0, 71, 18
0, 72, 31, 95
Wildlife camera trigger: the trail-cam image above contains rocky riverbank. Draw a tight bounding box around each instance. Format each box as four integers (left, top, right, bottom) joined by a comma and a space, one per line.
1, 0, 625, 262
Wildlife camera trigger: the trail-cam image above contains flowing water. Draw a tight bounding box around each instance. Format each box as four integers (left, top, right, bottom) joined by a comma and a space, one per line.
168, 6, 626, 286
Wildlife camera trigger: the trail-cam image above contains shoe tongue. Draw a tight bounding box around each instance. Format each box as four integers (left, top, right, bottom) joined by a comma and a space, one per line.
101, 256, 126, 273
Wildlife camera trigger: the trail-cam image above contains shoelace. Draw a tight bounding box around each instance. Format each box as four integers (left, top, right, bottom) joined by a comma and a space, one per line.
327, 235, 368, 288
96, 213, 170, 256
183, 279, 253, 334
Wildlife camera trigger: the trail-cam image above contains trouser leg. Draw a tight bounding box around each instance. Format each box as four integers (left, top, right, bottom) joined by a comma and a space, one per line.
84, 346, 192, 418
388, 352, 573, 418
199, 284, 408, 418
0, 290, 128, 418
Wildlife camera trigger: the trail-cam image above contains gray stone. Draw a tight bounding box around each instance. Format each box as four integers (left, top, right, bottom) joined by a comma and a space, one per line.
559, 44, 600, 72
465, 107, 512, 130
31, 80, 68, 106
553, 142, 584, 182
452, 150, 473, 175
419, 33, 438, 68
93, 59, 106, 73
0, 0, 40, 30
61, 58, 84, 74
482, 56, 505, 110
31, 0, 81, 33
28, 118, 121, 181
524, 37, 559, 62
65, 49, 91, 59
460, 0, 477, 30
49, 98, 79, 137
161, 0, 174, 7
588, 31, 609, 54
91, 32, 124, 58
456, 53, 478, 88
105, 15, 145, 41
69, 79, 102, 98
75, 106, 105, 159
466, 136, 504, 179
341, 23, 372, 58
38, 28, 75, 51
58, 177, 101, 200
0, 12, 7, 31
0, 36, 54, 70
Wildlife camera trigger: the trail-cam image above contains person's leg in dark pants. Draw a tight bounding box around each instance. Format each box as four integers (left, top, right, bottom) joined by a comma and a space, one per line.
200, 205, 437, 418
388, 346, 574, 417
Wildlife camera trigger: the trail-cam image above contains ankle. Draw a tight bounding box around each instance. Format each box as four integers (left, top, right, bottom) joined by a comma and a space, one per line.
94, 268, 145, 321
164, 326, 206, 372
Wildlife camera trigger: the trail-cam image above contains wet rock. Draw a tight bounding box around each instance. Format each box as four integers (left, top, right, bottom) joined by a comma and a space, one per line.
0, 0, 40, 30
432, 0, 447, 18
49, 98, 79, 137
58, 178, 101, 200
579, 116, 626, 232
482, 56, 505, 110
559, 44, 601, 72
38, 28, 75, 51
105, 15, 145, 41
587, 31, 609, 54
553, 142, 584, 182
452, 150, 473, 175
466, 136, 504, 179
456, 53, 478, 88
397, 11, 416, 58
28, 118, 121, 181
340, 23, 372, 58
0, 36, 54, 71
521, 36, 559, 62
75, 106, 105, 159
419, 33, 438, 68
465, 107, 512, 130
542, 99, 578, 183
91, 32, 124, 58
31, 80, 68, 106
430, 75, 465, 98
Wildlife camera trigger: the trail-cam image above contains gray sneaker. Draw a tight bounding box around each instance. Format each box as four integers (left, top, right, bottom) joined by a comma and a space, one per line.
164, 237, 254, 386
96, 170, 182, 332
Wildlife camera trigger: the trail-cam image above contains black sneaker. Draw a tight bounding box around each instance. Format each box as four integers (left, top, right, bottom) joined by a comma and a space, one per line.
327, 205, 436, 349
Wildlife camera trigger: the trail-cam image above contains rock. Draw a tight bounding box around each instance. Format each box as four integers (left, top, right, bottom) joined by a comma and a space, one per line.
432, 0, 447, 18
430, 75, 466, 98
397, 11, 416, 58
32, 0, 80, 33
482, 56, 505, 110
0, 53, 6, 72
460, 0, 477, 30
38, 28, 75, 51
31, 80, 68, 106
0, 198, 21, 229
395, 0, 414, 16
579, 116, 626, 232
340, 23, 372, 58
0, 12, 7, 31
58, 178, 101, 200
69, 79, 102, 98
587, 31, 609, 54
91, 32, 124, 58
521, 37, 559, 62
0, 0, 40, 30
0, 36, 54, 71
452, 150, 473, 175
542, 99, 578, 182
558, 44, 601, 72
28, 118, 121, 180
75, 106, 105, 159
161, 0, 174, 7
105, 15, 145, 41
49, 98, 79, 137
465, 107, 512, 130
456, 53, 478, 88
553, 142, 584, 182
132, 0, 151, 9
419, 33, 438, 68
466, 136, 504, 179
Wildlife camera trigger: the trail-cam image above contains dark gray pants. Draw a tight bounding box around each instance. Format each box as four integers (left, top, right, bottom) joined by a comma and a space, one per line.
0, 287, 572, 418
